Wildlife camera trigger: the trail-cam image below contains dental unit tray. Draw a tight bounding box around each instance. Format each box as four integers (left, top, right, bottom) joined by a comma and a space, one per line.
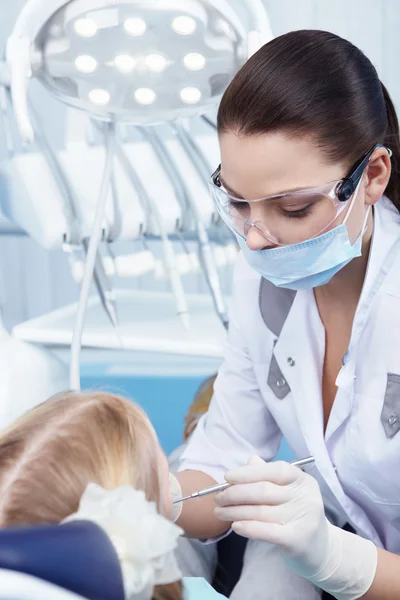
12, 290, 228, 358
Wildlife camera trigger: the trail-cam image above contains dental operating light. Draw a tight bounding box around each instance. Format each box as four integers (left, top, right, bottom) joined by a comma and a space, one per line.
4, 0, 273, 141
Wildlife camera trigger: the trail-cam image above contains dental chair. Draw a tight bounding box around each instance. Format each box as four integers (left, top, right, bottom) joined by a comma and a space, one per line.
0, 520, 124, 600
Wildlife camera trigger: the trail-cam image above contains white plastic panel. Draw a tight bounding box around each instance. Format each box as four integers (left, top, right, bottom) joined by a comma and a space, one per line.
0, 132, 220, 249
0, 331, 68, 429
0, 153, 71, 249
58, 142, 146, 240
163, 135, 218, 228
121, 141, 183, 235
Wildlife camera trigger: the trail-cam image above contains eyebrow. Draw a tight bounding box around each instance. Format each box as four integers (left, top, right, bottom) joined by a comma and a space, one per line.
219, 174, 316, 199
219, 175, 244, 198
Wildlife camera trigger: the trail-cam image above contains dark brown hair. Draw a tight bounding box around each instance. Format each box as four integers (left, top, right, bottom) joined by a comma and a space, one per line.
218, 29, 400, 209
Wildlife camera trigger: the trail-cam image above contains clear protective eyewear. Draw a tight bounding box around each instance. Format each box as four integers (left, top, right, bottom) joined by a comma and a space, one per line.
209, 143, 391, 246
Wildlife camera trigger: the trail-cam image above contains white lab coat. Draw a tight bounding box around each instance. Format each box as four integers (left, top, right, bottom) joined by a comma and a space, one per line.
179, 195, 400, 555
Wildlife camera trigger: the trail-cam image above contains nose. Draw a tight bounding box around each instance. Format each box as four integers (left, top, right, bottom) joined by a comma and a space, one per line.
245, 225, 275, 251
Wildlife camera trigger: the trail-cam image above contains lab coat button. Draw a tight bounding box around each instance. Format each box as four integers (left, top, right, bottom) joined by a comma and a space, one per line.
268, 355, 291, 399
287, 357, 295, 367
388, 415, 398, 426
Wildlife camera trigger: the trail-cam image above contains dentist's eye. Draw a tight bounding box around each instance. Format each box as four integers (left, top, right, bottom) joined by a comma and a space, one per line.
280, 205, 314, 219
230, 200, 249, 213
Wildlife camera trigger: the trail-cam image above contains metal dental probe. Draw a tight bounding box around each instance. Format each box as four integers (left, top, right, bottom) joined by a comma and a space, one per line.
173, 456, 315, 504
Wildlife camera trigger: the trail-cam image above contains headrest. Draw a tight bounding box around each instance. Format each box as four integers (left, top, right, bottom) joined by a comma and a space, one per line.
0, 520, 125, 600
0, 568, 85, 599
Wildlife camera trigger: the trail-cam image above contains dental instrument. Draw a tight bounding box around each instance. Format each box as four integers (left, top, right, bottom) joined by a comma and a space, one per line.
201, 115, 217, 131
173, 457, 316, 504
82, 239, 119, 330
109, 125, 190, 330
173, 121, 230, 327
143, 127, 229, 330
21, 96, 120, 333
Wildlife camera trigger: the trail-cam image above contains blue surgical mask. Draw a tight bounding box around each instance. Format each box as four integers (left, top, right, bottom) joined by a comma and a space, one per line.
236, 181, 370, 290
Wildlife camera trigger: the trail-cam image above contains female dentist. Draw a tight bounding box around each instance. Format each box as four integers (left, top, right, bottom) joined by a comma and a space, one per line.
172, 29, 400, 599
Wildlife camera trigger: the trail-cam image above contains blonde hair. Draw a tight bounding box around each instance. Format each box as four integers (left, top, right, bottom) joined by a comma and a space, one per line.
0, 390, 182, 600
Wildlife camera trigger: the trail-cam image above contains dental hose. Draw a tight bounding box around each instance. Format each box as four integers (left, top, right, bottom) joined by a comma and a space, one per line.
69, 120, 115, 391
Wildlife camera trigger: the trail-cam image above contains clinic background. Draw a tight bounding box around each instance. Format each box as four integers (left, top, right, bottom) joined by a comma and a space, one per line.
0, 0, 398, 455
1, 0, 399, 330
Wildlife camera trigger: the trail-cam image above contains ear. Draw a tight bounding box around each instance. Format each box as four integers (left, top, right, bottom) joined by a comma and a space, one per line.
364, 148, 391, 206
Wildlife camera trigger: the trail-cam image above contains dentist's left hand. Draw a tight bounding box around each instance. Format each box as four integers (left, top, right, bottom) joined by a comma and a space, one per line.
214, 456, 377, 600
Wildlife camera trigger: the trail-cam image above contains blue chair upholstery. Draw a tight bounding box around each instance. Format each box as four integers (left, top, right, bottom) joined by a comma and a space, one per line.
0, 521, 125, 600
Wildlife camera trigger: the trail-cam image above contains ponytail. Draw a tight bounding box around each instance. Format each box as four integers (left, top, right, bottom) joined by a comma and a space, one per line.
381, 82, 400, 211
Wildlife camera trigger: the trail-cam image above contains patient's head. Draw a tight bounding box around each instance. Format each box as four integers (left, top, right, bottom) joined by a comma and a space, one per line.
0, 391, 180, 599
0, 390, 172, 525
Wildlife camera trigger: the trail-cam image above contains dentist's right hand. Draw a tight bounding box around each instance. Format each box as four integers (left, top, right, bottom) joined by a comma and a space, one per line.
214, 456, 377, 600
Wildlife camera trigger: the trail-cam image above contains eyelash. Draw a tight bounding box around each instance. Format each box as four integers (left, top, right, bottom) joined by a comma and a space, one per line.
229, 201, 315, 220
229, 200, 247, 211
281, 205, 314, 219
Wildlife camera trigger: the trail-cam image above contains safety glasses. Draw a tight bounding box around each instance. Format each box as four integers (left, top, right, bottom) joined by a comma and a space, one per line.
209, 143, 390, 246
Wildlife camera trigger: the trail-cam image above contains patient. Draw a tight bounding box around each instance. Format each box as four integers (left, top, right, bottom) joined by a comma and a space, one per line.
0, 390, 224, 600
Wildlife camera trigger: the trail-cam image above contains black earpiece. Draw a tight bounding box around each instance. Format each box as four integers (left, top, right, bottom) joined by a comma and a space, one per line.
337, 179, 355, 202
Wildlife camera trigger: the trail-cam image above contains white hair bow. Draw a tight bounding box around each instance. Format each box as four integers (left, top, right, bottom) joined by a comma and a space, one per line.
64, 483, 183, 600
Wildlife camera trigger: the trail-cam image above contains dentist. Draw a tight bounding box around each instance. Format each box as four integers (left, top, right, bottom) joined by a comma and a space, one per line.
172, 29, 400, 599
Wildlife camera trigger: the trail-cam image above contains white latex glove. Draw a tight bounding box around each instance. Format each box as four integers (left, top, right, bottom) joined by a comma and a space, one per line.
214, 456, 377, 600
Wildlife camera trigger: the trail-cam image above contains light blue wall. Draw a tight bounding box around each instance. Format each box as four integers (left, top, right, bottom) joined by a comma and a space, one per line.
0, 0, 398, 329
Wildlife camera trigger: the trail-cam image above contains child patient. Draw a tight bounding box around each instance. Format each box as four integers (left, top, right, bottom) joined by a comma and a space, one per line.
0, 390, 225, 600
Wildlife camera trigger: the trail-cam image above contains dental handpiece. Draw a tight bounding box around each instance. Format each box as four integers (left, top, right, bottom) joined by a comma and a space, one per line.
173, 456, 315, 504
